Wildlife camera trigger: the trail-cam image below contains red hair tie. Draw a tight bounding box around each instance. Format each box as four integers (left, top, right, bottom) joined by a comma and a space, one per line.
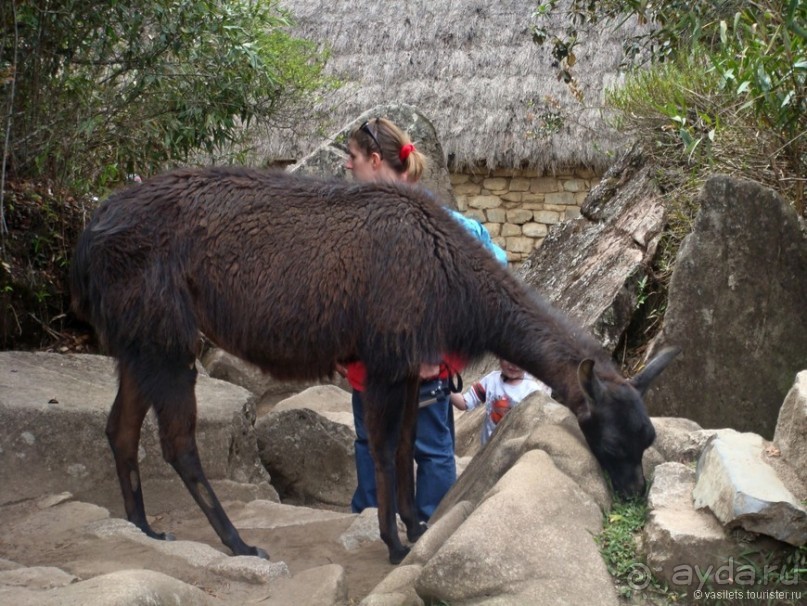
399, 143, 415, 161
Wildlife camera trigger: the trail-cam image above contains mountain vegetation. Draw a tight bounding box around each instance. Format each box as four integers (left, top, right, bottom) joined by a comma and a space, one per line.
1, 0, 328, 348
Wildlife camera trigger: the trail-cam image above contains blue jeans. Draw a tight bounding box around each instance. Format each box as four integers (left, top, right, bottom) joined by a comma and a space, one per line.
350, 382, 457, 523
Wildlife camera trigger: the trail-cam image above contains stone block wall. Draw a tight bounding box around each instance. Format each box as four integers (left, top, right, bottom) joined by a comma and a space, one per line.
452, 168, 599, 265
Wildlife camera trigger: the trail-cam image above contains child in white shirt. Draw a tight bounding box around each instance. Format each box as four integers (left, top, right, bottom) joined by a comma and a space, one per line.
450, 358, 551, 445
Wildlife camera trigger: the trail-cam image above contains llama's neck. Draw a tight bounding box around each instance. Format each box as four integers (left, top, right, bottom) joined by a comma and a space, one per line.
486, 282, 604, 417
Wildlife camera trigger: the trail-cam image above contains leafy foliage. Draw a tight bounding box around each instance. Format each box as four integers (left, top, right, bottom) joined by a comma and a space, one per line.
0, 0, 329, 348
0, 179, 90, 349
1, 0, 328, 192
531, 0, 806, 214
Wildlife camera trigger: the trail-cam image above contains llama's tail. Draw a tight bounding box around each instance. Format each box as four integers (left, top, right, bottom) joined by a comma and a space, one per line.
69, 206, 200, 362
69, 225, 94, 325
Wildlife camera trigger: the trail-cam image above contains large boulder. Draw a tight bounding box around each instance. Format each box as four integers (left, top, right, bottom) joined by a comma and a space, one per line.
201, 347, 350, 415
520, 148, 666, 350
646, 175, 807, 438
0, 352, 275, 512
256, 407, 356, 506
271, 384, 354, 427
433, 392, 606, 519
643, 462, 783, 592
774, 370, 807, 485
692, 430, 807, 546
453, 406, 486, 458
523, 422, 612, 511
414, 450, 617, 605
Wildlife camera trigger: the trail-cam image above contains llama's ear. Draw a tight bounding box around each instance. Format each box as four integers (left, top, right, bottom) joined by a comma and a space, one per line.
577, 358, 604, 420
630, 346, 682, 395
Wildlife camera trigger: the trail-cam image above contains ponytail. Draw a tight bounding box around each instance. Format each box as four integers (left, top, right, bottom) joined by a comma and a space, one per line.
349, 118, 428, 182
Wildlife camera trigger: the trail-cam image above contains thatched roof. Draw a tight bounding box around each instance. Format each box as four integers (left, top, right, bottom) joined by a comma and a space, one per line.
259, 0, 644, 174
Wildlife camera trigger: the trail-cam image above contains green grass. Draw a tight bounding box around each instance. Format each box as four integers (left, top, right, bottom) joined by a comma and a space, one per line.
596, 498, 681, 603
597, 497, 806, 605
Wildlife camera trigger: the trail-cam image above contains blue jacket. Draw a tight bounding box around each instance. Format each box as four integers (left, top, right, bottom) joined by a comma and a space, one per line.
447, 209, 509, 266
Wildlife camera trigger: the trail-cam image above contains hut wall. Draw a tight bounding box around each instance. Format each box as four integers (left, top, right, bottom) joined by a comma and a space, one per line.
451, 168, 600, 265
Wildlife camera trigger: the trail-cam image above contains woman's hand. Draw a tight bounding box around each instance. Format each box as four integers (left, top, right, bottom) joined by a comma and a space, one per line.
418, 363, 441, 379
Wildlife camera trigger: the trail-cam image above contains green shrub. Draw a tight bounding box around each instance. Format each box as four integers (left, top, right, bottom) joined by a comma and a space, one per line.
0, 1, 330, 347
1, 0, 329, 191
532, 0, 806, 215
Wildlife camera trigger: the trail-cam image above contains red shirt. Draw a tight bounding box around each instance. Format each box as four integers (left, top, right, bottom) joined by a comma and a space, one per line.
344, 354, 466, 392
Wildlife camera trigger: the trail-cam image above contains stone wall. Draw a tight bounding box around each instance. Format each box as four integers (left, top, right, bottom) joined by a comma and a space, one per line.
451, 168, 599, 264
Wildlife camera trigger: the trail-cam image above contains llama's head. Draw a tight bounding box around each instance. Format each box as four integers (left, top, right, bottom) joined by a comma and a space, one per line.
575, 347, 680, 499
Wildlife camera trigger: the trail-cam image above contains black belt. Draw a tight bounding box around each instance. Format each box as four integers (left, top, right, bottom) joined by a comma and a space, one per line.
418, 373, 462, 408
418, 378, 449, 408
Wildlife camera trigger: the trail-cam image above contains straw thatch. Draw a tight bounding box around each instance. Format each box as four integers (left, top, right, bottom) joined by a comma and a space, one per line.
259, 0, 645, 174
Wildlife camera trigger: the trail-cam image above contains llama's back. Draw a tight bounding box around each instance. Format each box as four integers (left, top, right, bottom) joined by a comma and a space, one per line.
182, 169, 502, 377
70, 166, 522, 377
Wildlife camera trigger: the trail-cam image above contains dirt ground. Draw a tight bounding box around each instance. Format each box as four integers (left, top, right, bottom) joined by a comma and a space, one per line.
156, 502, 395, 602
0, 485, 397, 604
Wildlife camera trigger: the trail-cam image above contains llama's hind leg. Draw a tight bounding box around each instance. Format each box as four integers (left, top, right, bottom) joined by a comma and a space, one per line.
106, 364, 171, 541
149, 361, 268, 559
395, 379, 427, 543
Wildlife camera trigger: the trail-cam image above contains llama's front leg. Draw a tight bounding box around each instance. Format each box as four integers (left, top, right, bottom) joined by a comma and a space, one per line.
364, 381, 410, 564
396, 378, 427, 543
150, 362, 268, 559
107, 366, 172, 541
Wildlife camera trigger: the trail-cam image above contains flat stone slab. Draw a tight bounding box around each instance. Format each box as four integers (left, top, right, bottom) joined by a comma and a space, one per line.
0, 493, 373, 605
0, 569, 218, 606
229, 499, 355, 530
693, 430, 807, 546
644, 463, 747, 590
0, 352, 271, 508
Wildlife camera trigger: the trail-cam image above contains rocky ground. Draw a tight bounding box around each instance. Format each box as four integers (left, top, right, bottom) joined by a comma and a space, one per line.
1, 489, 394, 605
2, 352, 806, 605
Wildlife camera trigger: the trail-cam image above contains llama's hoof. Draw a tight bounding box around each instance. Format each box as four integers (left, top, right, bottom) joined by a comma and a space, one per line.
388, 545, 410, 565
407, 522, 428, 543
232, 544, 269, 559
143, 527, 175, 542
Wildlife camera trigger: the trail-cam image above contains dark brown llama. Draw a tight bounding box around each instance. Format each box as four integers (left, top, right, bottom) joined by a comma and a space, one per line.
70, 166, 679, 564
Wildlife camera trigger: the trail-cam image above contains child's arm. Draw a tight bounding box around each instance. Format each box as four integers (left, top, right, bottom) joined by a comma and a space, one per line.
450, 392, 467, 410
451, 381, 486, 412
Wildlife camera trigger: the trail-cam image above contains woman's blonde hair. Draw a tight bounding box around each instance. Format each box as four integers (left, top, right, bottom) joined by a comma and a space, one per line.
350, 117, 428, 182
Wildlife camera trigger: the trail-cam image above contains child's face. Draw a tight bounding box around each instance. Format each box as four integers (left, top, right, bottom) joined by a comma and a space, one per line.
499, 359, 525, 379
